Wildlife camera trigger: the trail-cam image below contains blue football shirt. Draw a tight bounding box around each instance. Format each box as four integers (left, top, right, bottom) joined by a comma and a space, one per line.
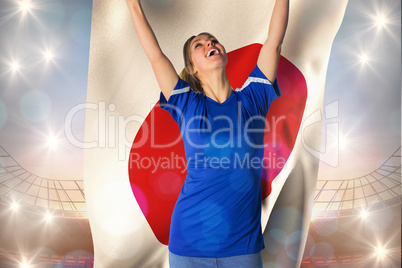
159, 64, 280, 257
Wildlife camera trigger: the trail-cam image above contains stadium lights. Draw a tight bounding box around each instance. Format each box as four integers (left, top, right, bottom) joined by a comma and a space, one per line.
11, 201, 20, 212
43, 49, 54, 61
360, 209, 369, 220
375, 14, 387, 28
45, 211, 54, 223
338, 132, 351, 151
46, 133, 59, 149
374, 245, 388, 259
10, 60, 21, 72
19, 259, 32, 268
18, 0, 33, 13
359, 53, 370, 65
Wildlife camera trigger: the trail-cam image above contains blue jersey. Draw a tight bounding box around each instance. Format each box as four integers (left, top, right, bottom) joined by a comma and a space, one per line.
159, 64, 280, 257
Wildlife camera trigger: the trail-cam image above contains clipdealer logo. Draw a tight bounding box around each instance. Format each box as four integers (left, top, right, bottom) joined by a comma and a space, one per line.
64, 100, 340, 167
128, 151, 287, 174
64, 101, 288, 161
191, 151, 286, 170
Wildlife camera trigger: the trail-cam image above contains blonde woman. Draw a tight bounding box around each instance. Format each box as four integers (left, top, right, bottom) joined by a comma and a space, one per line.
126, 0, 289, 267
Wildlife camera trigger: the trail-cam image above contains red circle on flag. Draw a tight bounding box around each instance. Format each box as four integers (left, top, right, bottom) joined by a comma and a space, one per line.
129, 44, 307, 245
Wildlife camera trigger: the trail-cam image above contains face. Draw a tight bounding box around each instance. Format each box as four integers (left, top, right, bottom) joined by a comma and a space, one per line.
188, 34, 228, 76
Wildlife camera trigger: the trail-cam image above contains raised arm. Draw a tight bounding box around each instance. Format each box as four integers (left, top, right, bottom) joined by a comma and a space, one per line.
126, 0, 178, 101
257, 0, 289, 83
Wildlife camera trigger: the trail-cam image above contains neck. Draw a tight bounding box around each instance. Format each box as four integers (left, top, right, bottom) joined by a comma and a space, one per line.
199, 69, 232, 103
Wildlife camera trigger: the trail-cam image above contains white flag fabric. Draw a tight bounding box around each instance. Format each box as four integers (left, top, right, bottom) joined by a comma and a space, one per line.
85, 0, 348, 267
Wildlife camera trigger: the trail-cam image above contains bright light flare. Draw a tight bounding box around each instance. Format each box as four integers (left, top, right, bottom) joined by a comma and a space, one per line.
43, 129, 62, 150
19, 259, 32, 268
44, 211, 54, 223
374, 245, 388, 259
360, 209, 369, 220
43, 50, 54, 61
10, 60, 21, 72
46, 134, 59, 149
18, 0, 33, 13
375, 13, 388, 29
310, 212, 318, 222
11, 201, 20, 212
359, 53, 370, 65
360, 0, 401, 44
352, 49, 377, 74
338, 132, 351, 151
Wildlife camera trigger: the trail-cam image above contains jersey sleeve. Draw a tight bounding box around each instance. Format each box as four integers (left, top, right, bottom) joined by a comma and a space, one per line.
236, 64, 281, 116
159, 76, 191, 125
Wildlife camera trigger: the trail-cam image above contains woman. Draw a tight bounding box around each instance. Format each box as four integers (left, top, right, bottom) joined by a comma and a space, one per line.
126, 0, 289, 267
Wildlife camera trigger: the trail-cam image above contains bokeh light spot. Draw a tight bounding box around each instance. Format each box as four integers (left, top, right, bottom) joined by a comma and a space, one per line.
265, 228, 286, 254
285, 230, 306, 261
303, 233, 315, 260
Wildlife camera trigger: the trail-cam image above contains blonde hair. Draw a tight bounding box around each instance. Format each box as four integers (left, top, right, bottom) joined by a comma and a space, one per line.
181, 32, 217, 94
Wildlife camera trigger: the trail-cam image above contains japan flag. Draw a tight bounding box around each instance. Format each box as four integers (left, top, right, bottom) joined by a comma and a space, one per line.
84, 0, 348, 267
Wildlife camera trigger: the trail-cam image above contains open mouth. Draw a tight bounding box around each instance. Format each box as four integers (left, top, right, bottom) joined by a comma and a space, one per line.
206, 48, 220, 57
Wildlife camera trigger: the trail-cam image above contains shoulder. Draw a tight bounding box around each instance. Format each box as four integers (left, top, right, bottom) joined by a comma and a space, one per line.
160, 76, 202, 109
236, 64, 274, 92
170, 77, 191, 97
